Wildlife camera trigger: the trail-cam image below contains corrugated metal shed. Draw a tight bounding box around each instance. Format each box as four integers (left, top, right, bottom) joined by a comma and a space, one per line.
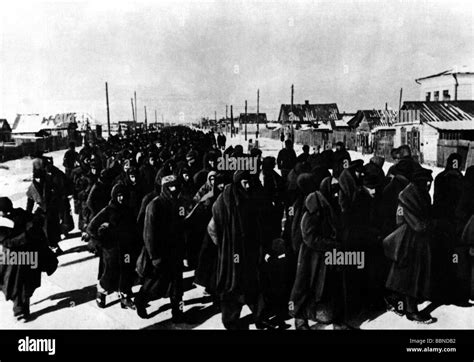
401, 101, 474, 130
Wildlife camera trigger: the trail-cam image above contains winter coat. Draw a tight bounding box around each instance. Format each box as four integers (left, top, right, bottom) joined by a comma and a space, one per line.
289, 190, 342, 322
87, 199, 139, 293
139, 163, 158, 195
0, 208, 57, 303
207, 183, 264, 300
381, 174, 410, 237
385, 183, 433, 300
86, 180, 112, 218
136, 187, 186, 285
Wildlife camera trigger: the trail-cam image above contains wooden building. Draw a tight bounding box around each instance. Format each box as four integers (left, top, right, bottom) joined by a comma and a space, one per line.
394, 101, 474, 167
348, 109, 398, 154
0, 119, 12, 142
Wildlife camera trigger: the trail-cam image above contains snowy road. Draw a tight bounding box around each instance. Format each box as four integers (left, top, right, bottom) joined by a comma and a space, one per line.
0, 135, 472, 330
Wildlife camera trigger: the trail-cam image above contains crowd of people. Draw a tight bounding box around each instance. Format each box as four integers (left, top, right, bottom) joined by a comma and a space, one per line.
0, 125, 473, 329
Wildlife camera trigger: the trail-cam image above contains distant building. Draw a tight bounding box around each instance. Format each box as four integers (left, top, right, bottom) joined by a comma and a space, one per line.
0, 119, 12, 142
416, 65, 474, 102
238, 113, 267, 124
277, 101, 339, 127
393, 101, 474, 167
332, 112, 356, 150
348, 109, 398, 155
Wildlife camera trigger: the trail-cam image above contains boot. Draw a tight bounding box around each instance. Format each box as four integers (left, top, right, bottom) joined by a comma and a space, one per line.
295, 318, 310, 330
96, 291, 107, 309
120, 294, 136, 310
135, 294, 148, 319
406, 312, 436, 324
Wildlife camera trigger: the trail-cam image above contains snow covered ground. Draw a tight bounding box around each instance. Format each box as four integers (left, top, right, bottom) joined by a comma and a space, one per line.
0, 135, 472, 330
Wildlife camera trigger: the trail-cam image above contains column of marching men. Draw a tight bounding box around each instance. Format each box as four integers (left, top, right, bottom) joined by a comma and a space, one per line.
0, 126, 473, 328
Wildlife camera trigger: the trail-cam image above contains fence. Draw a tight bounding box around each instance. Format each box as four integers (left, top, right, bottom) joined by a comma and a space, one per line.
0, 135, 82, 163
259, 127, 337, 150
437, 139, 473, 170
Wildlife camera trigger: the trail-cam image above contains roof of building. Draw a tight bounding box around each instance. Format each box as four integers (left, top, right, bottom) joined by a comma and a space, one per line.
333, 114, 355, 129
348, 109, 398, 129
0, 119, 11, 132
12, 112, 99, 133
278, 103, 339, 123
415, 65, 474, 82
401, 101, 474, 131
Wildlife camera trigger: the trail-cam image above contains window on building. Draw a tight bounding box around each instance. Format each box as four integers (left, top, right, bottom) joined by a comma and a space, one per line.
426, 92, 431, 101
443, 90, 451, 101
434, 91, 439, 101
401, 127, 407, 145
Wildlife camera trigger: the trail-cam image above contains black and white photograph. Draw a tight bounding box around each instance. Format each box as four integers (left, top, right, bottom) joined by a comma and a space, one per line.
0, 0, 473, 359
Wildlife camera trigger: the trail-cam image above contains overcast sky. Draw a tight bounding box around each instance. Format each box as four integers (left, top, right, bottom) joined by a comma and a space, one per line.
0, 0, 473, 123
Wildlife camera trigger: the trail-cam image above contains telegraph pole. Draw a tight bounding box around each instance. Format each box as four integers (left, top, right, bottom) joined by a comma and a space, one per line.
244, 100, 248, 141
134, 91, 138, 125
131, 98, 135, 122
144, 106, 148, 133
230, 105, 234, 138
226, 105, 228, 135
105, 82, 111, 137
256, 89, 260, 139
291, 84, 294, 141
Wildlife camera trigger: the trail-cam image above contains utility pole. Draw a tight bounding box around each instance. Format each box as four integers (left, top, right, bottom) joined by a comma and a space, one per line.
291, 84, 294, 141
230, 105, 234, 138
105, 82, 111, 137
225, 105, 228, 135
131, 98, 135, 122
256, 89, 260, 139
399, 88, 403, 113
155, 109, 157, 128
244, 100, 248, 141
134, 91, 137, 125
144, 106, 148, 133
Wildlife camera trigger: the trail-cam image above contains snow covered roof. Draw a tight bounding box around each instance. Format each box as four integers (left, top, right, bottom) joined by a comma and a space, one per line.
12, 112, 100, 134
348, 109, 398, 129
11, 114, 44, 133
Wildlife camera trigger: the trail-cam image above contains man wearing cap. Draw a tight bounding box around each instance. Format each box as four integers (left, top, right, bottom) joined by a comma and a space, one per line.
135, 174, 187, 323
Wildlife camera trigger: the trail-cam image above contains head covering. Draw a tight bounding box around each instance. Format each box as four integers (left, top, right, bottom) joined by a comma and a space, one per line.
297, 173, 318, 195
348, 159, 364, 173
412, 167, 433, 183
446, 153, 462, 170
262, 156, 276, 172
363, 162, 384, 189
233, 170, 251, 184
370, 156, 385, 169
161, 174, 179, 187
110, 183, 127, 202
0, 197, 13, 213
388, 158, 415, 179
